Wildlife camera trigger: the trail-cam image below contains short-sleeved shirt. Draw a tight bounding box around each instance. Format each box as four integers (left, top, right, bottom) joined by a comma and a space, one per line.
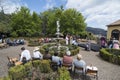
63, 55, 73, 65
73, 59, 86, 73
52, 56, 61, 65
73, 59, 86, 68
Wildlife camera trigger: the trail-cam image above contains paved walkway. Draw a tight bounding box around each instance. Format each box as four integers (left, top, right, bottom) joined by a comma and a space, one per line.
0, 44, 120, 80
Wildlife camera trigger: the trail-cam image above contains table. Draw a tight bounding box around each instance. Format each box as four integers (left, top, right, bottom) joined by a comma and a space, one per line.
86, 66, 98, 71
85, 66, 98, 80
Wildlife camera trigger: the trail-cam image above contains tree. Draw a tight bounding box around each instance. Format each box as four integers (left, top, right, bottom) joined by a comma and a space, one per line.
31, 11, 42, 36
0, 11, 12, 36
10, 6, 42, 37
61, 8, 86, 35
40, 7, 87, 36
40, 7, 63, 36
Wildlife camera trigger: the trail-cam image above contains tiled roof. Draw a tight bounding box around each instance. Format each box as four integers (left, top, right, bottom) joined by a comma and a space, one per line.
107, 19, 120, 27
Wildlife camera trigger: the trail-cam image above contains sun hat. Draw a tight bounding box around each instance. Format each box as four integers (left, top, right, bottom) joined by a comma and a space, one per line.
77, 54, 82, 60
66, 50, 71, 56
34, 47, 39, 51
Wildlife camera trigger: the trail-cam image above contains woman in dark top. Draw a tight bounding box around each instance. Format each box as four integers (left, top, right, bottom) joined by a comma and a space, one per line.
43, 50, 52, 60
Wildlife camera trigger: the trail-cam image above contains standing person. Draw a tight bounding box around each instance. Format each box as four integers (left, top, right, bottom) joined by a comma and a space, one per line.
113, 40, 120, 49
73, 54, 86, 73
20, 47, 31, 64
100, 36, 106, 48
85, 39, 91, 51
33, 47, 43, 60
108, 38, 113, 48
65, 35, 69, 45
70, 35, 73, 45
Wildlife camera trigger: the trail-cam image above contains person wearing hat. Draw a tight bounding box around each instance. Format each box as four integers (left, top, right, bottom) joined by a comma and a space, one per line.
73, 54, 86, 73
20, 47, 31, 64
33, 47, 43, 60
62, 50, 73, 66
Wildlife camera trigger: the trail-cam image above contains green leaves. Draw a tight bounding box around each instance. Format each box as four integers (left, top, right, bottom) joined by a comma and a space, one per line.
10, 6, 42, 37
0, 6, 87, 37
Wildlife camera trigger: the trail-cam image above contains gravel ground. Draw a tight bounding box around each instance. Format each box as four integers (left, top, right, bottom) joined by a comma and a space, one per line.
79, 48, 120, 80
0, 44, 120, 80
0, 44, 34, 77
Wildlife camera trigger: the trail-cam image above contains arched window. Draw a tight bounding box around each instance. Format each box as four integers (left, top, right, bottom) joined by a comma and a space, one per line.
111, 29, 120, 40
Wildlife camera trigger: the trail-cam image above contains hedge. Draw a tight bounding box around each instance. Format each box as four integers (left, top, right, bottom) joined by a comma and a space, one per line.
99, 48, 120, 65
40, 43, 80, 57
1, 60, 72, 80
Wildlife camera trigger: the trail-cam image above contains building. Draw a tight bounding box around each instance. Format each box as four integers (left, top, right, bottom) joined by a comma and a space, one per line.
107, 19, 120, 41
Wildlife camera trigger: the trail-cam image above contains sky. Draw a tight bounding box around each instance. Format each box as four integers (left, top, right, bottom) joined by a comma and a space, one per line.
0, 0, 120, 30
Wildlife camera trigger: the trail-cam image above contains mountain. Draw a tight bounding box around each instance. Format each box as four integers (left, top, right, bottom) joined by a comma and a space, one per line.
86, 27, 107, 36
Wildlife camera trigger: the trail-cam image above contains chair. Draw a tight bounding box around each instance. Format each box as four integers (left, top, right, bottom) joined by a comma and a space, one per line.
50, 62, 59, 71
85, 66, 98, 80
7, 56, 22, 67
7, 56, 15, 68
73, 66, 85, 80
62, 63, 72, 72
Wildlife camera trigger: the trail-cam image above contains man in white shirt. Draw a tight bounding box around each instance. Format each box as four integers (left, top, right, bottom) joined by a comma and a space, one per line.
20, 47, 31, 63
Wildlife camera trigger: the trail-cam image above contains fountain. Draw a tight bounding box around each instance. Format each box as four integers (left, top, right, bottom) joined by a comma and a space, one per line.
49, 20, 69, 54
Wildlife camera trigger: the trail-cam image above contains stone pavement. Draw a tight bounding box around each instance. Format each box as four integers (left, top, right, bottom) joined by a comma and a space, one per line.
0, 44, 120, 80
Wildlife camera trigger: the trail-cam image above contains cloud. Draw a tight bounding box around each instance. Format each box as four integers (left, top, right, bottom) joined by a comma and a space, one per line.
44, 0, 55, 10
0, 0, 23, 14
65, 0, 120, 30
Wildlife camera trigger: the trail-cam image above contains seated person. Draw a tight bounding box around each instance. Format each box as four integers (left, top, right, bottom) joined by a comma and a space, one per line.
20, 47, 31, 64
62, 50, 73, 66
43, 49, 52, 60
73, 54, 86, 73
33, 47, 43, 60
52, 52, 61, 67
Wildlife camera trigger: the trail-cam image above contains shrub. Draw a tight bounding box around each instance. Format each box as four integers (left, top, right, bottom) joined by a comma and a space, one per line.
57, 67, 72, 80
40, 43, 80, 57
9, 65, 25, 80
6, 60, 72, 80
38, 60, 52, 73
32, 60, 52, 73
28, 39, 41, 46
11, 32, 18, 37
99, 48, 120, 65
24, 62, 33, 78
